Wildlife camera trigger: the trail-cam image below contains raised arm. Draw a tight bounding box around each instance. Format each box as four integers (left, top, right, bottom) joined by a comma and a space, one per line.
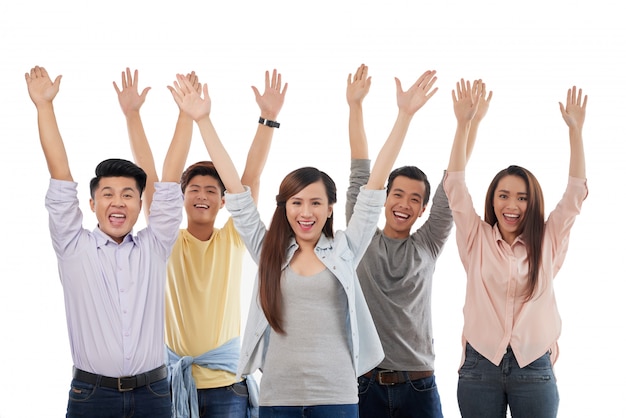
347, 64, 372, 160
168, 74, 245, 194
241, 69, 288, 203
25, 66, 72, 181
466, 80, 493, 163
113, 68, 155, 218
366, 70, 438, 190
559, 86, 587, 179
447, 79, 482, 172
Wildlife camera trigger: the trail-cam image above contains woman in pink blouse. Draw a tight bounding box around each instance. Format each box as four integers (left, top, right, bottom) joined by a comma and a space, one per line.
443, 80, 588, 418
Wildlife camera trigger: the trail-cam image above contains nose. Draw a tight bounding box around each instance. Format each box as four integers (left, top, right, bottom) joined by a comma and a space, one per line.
112, 195, 125, 207
301, 203, 313, 217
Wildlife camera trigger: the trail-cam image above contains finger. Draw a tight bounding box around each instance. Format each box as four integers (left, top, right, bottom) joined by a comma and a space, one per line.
486, 90, 493, 102
122, 71, 128, 89
53, 75, 62, 89
394, 77, 403, 94
452, 89, 458, 103
282, 82, 289, 96
271, 69, 277, 88
113, 81, 121, 95
140, 87, 151, 99
277, 73, 282, 90
133, 69, 139, 87
251, 85, 260, 98
582, 94, 588, 110
265, 70, 271, 89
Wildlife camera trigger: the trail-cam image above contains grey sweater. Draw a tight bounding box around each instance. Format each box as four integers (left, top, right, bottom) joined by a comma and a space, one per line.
346, 159, 453, 372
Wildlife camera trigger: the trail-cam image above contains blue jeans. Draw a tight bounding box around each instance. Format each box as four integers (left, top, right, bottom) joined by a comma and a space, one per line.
259, 404, 358, 418
457, 343, 559, 418
357, 371, 443, 418
198, 381, 249, 418
66, 377, 171, 417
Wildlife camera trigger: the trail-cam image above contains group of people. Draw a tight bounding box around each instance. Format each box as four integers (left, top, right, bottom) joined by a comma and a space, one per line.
25, 63, 588, 418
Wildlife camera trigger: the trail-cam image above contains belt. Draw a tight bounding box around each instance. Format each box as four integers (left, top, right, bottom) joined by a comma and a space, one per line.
363, 369, 434, 386
72, 365, 167, 392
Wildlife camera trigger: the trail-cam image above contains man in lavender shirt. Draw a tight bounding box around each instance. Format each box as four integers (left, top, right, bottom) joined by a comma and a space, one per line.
25, 66, 183, 418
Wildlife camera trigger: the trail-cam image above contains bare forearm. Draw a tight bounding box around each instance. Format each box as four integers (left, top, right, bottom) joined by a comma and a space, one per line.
162, 112, 193, 183
349, 103, 368, 159
37, 103, 72, 181
366, 111, 413, 190
447, 121, 472, 172
241, 124, 274, 203
196, 116, 245, 194
568, 127, 586, 179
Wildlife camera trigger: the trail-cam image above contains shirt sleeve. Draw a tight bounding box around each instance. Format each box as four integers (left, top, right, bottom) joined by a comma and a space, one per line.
346, 159, 371, 225
544, 176, 588, 277
443, 171, 483, 269
45, 178, 85, 257
344, 186, 386, 263
225, 186, 267, 265
417, 171, 454, 258
145, 182, 183, 258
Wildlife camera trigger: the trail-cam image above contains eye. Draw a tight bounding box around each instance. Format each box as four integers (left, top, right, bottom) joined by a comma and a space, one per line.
498, 194, 508, 199
519, 196, 528, 201
103, 193, 113, 198
123, 194, 133, 199
313, 201, 321, 206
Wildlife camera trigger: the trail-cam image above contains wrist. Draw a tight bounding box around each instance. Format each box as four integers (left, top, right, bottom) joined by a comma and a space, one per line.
258, 116, 280, 128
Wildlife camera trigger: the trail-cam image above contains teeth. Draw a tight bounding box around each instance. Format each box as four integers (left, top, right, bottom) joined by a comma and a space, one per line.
503, 214, 519, 219
299, 221, 314, 226
110, 214, 125, 218
194, 204, 209, 209
393, 211, 409, 219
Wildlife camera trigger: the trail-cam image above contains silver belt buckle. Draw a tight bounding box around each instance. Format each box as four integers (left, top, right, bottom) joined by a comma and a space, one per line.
117, 376, 134, 392
377, 370, 397, 386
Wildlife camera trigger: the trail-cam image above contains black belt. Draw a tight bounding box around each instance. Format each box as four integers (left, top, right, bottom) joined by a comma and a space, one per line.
363, 368, 434, 385
72, 365, 167, 392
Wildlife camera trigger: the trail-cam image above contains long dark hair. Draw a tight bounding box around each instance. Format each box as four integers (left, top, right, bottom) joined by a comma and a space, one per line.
484, 165, 545, 301
258, 167, 337, 334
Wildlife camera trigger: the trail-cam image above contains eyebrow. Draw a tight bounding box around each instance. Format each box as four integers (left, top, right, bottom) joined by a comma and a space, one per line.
100, 186, 136, 193
497, 189, 527, 196
188, 184, 219, 190
392, 187, 423, 199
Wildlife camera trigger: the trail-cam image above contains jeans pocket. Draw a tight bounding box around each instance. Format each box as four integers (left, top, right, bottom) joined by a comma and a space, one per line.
147, 378, 170, 397
68, 379, 96, 402
357, 375, 372, 395
525, 352, 552, 370
228, 381, 250, 398
408, 375, 437, 392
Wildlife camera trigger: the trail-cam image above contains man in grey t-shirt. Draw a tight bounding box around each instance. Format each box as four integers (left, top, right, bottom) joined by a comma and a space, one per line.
345, 66, 490, 418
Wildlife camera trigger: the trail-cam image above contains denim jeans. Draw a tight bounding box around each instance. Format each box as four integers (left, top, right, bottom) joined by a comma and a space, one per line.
259, 404, 358, 418
65, 377, 171, 417
197, 380, 249, 418
357, 371, 443, 418
457, 343, 559, 418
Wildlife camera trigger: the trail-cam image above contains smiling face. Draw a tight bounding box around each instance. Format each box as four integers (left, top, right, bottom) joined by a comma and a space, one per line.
382, 175, 427, 239
285, 180, 333, 247
89, 176, 142, 244
492, 174, 528, 244
183, 174, 224, 228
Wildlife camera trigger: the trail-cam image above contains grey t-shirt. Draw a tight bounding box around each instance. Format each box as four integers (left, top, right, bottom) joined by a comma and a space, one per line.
260, 267, 357, 406
346, 159, 453, 371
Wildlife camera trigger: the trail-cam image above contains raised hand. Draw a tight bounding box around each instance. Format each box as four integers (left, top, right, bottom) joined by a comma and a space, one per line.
346, 64, 371, 107
113, 68, 151, 116
168, 74, 211, 122
25, 66, 62, 107
473, 80, 493, 124
396, 70, 438, 116
559, 86, 587, 131
252, 69, 288, 121
452, 78, 482, 123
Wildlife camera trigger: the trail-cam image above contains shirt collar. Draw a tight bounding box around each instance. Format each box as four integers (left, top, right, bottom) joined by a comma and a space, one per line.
93, 226, 137, 248
493, 223, 525, 246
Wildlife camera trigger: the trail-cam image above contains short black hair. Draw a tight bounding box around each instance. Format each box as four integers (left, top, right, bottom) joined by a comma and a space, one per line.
180, 161, 226, 195
386, 165, 431, 205
89, 158, 147, 198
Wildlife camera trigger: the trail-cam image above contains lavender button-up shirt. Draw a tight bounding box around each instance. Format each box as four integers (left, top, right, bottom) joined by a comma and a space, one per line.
45, 179, 182, 377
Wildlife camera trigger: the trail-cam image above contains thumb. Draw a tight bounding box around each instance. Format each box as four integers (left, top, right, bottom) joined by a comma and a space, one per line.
140, 87, 151, 99
53, 75, 63, 88
251, 85, 260, 98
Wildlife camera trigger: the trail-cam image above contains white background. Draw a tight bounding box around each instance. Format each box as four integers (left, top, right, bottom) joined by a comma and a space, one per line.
1, 1, 623, 417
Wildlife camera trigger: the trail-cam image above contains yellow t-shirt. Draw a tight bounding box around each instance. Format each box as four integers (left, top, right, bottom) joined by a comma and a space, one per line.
165, 217, 245, 388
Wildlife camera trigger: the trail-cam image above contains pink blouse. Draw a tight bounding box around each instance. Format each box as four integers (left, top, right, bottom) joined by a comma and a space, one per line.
444, 171, 588, 368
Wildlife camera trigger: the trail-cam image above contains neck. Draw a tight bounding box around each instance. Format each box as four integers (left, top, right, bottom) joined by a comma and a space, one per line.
186, 222, 215, 241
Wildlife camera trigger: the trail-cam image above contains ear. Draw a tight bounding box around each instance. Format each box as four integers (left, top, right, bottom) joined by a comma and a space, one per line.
327, 204, 334, 218
418, 205, 427, 217
220, 196, 225, 209
89, 198, 95, 212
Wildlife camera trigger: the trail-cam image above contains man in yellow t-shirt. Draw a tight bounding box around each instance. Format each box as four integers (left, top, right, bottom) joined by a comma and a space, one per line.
115, 67, 287, 417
